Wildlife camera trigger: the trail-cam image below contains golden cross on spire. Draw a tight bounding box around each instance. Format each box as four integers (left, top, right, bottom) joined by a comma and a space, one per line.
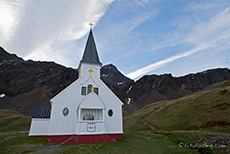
89, 22, 94, 29
88, 67, 93, 77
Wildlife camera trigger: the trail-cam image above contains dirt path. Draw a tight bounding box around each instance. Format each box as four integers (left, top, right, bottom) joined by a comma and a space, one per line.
141, 120, 155, 131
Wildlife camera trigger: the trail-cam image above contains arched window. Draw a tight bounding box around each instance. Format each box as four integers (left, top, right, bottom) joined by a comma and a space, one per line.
87, 84, 92, 94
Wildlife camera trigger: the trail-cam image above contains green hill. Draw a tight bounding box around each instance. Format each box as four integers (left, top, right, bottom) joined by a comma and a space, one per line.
0, 109, 31, 132
124, 80, 230, 131
1, 81, 230, 153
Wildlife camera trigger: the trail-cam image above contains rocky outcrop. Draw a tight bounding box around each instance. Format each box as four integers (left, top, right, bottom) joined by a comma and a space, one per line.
123, 68, 230, 115
0, 46, 23, 62
101, 64, 134, 102
178, 69, 230, 92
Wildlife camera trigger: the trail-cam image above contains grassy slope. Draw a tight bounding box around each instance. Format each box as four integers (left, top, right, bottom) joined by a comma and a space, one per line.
1, 81, 230, 153
0, 106, 197, 154
124, 80, 230, 131
0, 109, 31, 132
123, 80, 230, 154
0, 107, 196, 153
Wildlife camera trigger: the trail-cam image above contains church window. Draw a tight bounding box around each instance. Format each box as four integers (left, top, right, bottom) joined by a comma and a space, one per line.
87, 84, 93, 94
83, 114, 94, 120
82, 85, 99, 95
81, 109, 103, 121
108, 109, 113, 117
62, 107, 69, 116
94, 87, 99, 95
81, 86, 86, 95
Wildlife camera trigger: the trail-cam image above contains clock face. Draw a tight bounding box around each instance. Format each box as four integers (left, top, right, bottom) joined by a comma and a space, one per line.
62, 108, 69, 116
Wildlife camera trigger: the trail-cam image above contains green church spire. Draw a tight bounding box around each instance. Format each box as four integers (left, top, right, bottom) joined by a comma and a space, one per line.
81, 28, 102, 65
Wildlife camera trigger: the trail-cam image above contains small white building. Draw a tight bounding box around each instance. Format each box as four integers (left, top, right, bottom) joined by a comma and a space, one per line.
29, 28, 123, 144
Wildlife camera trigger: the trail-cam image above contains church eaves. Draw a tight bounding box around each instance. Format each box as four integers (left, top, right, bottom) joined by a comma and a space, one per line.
81, 29, 102, 65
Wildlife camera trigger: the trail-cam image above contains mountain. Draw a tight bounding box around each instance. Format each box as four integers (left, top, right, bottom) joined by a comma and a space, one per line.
124, 80, 230, 130
1, 81, 230, 154
124, 68, 230, 115
1, 46, 230, 116
100, 64, 134, 102
0, 46, 133, 115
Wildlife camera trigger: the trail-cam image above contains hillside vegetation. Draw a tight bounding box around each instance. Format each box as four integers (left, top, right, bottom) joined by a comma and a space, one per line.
0, 109, 30, 132
1, 81, 230, 153
124, 80, 230, 131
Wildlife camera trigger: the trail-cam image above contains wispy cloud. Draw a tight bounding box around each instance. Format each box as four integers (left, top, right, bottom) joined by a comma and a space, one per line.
96, 0, 158, 64
126, 44, 208, 79
126, 5, 230, 80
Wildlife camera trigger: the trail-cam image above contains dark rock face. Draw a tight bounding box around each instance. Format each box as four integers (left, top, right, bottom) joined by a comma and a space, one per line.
178, 69, 230, 92
0, 47, 133, 115
101, 64, 134, 102
124, 68, 230, 115
0, 57, 78, 97
0, 46, 23, 62
0, 46, 230, 116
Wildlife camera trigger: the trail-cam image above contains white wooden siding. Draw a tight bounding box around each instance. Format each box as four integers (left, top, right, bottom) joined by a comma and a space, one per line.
29, 119, 50, 136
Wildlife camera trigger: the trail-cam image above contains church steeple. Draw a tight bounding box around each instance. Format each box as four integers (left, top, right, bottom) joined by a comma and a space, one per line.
81, 28, 102, 65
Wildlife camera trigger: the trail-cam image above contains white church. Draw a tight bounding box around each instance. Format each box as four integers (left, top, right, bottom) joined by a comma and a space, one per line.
29, 26, 123, 144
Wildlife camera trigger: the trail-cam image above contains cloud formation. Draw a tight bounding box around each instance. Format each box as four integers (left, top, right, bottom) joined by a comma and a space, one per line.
1, 0, 229, 79
126, 5, 230, 79
126, 45, 208, 79
0, 0, 113, 66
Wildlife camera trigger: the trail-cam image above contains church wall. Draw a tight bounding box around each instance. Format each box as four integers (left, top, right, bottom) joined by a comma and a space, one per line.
48, 80, 83, 135
48, 102, 77, 135
79, 63, 101, 80
29, 118, 50, 136
99, 81, 123, 134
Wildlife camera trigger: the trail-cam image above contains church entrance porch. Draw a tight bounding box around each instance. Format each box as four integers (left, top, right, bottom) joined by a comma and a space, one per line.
78, 108, 105, 134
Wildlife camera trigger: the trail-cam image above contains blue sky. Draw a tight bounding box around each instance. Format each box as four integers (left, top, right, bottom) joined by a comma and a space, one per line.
0, 0, 230, 80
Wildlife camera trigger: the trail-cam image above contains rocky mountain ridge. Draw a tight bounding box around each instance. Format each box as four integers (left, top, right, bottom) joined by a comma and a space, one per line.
0, 46, 133, 115
0, 46, 230, 116
124, 68, 230, 115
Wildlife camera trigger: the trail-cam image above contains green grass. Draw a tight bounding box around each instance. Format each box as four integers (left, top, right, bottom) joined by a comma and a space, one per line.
0, 109, 31, 132
61, 131, 198, 154
1, 81, 230, 153
0, 132, 197, 154
125, 80, 230, 131
0, 133, 46, 153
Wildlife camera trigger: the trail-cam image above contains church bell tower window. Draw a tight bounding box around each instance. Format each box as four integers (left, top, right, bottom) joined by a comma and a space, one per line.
81, 87, 86, 95
81, 85, 99, 95
94, 87, 99, 95
87, 84, 93, 94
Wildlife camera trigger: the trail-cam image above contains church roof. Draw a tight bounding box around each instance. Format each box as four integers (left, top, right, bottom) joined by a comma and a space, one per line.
32, 106, 51, 119
81, 29, 102, 65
